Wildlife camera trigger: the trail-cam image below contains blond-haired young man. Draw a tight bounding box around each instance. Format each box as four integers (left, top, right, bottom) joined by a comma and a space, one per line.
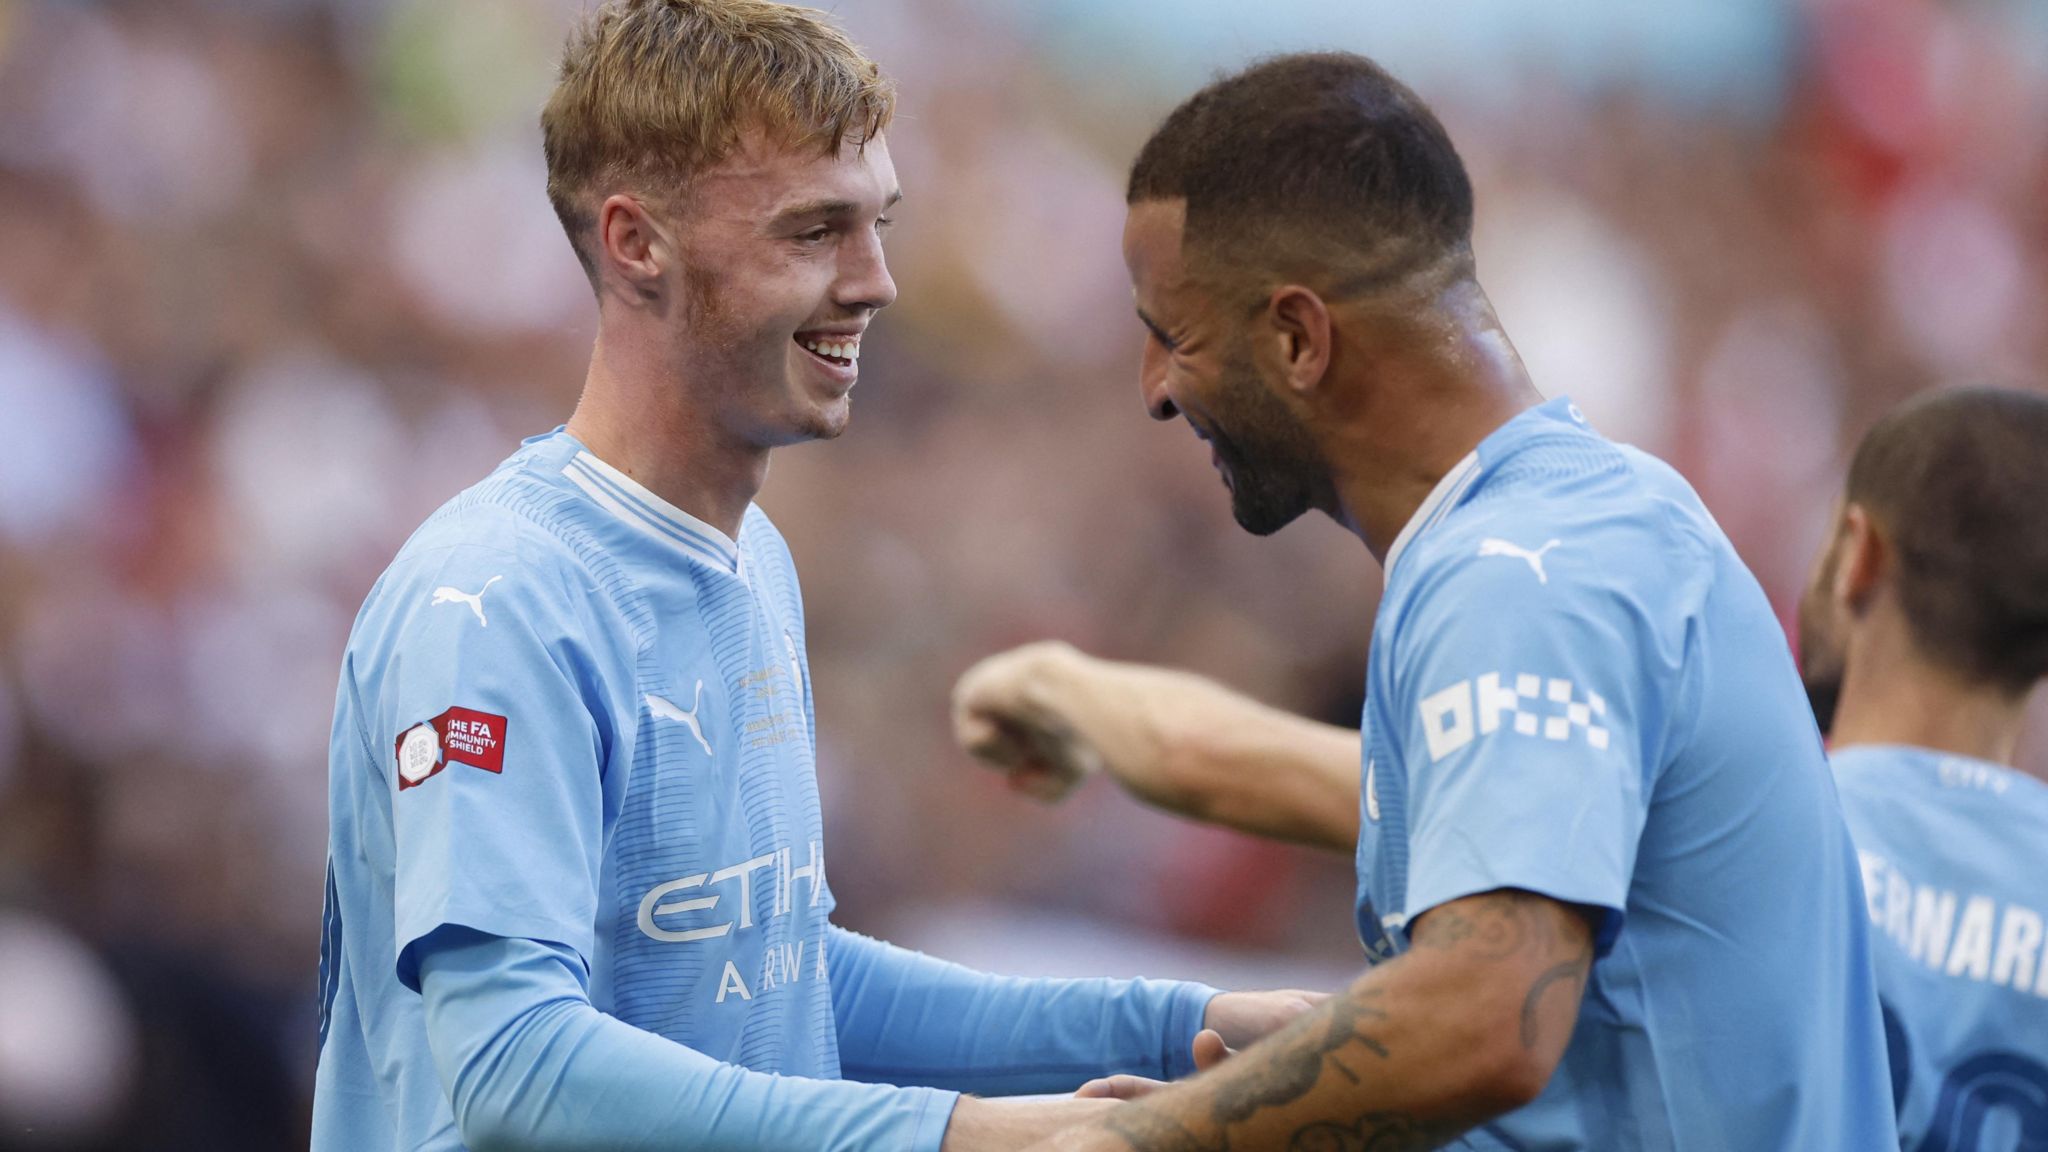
312, 3, 1305, 1149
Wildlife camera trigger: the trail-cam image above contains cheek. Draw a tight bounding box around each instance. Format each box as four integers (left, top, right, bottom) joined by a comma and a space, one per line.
1165, 355, 1222, 410
693, 251, 821, 332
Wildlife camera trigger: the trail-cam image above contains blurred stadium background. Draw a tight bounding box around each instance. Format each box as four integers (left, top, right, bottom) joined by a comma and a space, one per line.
0, 0, 2045, 1146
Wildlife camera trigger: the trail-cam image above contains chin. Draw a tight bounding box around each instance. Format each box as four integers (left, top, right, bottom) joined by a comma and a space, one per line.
807, 410, 850, 441
1227, 472, 1312, 537
776, 396, 852, 445
1231, 501, 1306, 537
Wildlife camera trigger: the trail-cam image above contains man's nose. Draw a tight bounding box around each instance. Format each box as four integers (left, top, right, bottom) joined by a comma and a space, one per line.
1139, 338, 1178, 422
838, 230, 897, 312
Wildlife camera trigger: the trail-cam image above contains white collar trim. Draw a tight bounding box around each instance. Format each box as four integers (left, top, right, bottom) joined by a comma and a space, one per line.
560, 451, 743, 576
1383, 451, 1481, 582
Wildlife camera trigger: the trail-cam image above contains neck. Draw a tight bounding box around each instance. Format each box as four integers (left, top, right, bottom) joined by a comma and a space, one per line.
565, 325, 767, 540
1829, 617, 2028, 766
1321, 282, 1543, 563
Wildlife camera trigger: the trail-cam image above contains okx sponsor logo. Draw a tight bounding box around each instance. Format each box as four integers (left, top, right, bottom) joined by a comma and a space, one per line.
1418, 673, 1609, 762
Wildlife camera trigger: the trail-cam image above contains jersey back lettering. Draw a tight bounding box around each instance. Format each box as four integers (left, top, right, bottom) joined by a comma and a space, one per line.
1835, 744, 2048, 1151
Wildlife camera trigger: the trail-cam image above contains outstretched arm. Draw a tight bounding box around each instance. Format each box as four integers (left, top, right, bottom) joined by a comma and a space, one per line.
828, 926, 1219, 1095
1023, 890, 1596, 1152
829, 927, 1320, 1096
953, 642, 1362, 852
418, 926, 1143, 1152
417, 927, 963, 1151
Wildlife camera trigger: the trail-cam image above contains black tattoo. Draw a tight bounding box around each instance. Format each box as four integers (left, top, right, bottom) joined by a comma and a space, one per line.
1286, 1114, 1467, 1152
1104, 1108, 1209, 1152
1203, 989, 1392, 1129
1100, 890, 1594, 1152
1518, 954, 1592, 1050
1411, 890, 1547, 962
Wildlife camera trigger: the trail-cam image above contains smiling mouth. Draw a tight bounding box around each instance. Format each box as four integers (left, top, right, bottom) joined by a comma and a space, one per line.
795, 331, 860, 369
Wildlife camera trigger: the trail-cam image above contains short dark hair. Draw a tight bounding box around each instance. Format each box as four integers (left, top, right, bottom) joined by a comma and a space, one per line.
1847, 386, 2048, 693
1128, 52, 1474, 298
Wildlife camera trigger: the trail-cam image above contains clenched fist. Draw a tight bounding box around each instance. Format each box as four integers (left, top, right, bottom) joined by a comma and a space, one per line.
950, 642, 1141, 802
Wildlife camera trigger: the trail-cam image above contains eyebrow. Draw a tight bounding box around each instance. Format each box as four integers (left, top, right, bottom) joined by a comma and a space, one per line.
771, 188, 904, 226
1134, 306, 1176, 348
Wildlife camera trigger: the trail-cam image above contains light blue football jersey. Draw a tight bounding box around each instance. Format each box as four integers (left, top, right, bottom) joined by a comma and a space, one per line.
1354, 398, 1898, 1150
1835, 744, 2048, 1152
315, 429, 853, 1150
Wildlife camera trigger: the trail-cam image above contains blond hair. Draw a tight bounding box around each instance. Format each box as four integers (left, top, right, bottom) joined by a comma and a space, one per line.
542, 0, 895, 281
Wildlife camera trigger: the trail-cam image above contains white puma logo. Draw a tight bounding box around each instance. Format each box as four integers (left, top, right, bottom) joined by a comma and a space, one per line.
1477, 538, 1561, 584
646, 681, 714, 756
431, 576, 503, 626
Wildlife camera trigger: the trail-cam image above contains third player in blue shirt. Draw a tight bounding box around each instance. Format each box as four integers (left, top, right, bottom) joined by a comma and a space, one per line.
1799, 388, 2048, 1152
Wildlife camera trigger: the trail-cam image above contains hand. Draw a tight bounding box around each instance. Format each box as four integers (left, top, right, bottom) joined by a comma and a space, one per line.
1069, 989, 1325, 1102
1202, 988, 1326, 1050
1073, 1029, 1231, 1099
951, 642, 1129, 803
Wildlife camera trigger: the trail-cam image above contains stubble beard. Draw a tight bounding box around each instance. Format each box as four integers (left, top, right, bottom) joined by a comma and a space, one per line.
1215, 354, 1322, 537
682, 264, 847, 446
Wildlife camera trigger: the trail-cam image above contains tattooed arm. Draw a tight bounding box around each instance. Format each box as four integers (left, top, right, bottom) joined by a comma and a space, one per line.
1023, 889, 1597, 1152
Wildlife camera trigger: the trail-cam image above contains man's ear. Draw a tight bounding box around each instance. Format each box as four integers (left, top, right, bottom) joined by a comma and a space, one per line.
1266, 285, 1332, 397
1834, 503, 1890, 616
596, 194, 670, 300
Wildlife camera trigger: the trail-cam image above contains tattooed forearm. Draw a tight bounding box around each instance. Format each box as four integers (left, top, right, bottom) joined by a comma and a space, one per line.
1204, 990, 1391, 1127
1411, 890, 1547, 961
1103, 1108, 1209, 1152
1518, 952, 1592, 1050
1286, 1113, 1469, 1152
1078, 890, 1595, 1152
1098, 989, 1398, 1152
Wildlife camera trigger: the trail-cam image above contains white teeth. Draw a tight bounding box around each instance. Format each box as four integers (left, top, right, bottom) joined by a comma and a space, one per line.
799, 336, 860, 362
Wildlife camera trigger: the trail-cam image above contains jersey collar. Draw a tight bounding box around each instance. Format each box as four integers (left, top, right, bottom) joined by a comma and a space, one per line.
1380, 396, 1588, 583
559, 446, 744, 577
1382, 450, 1482, 582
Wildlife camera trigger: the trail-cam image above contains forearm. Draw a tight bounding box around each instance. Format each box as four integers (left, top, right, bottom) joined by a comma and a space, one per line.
1028, 891, 1593, 1152
942, 1097, 1122, 1152
419, 928, 956, 1152
1063, 654, 1362, 852
1156, 685, 1362, 852
830, 926, 1219, 1095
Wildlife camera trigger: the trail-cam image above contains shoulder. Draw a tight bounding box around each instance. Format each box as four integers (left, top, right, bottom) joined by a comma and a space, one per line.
349, 472, 617, 660
1836, 746, 2048, 824
390, 497, 592, 605
1828, 749, 1908, 847
1402, 434, 1720, 608
1370, 439, 1726, 723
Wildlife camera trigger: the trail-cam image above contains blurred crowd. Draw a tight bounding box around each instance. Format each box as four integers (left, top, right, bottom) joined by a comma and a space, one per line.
0, 0, 2044, 1145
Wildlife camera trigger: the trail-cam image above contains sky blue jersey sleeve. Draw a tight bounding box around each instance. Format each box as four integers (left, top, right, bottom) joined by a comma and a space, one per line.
357, 517, 629, 989
827, 926, 1220, 1094
1390, 535, 1673, 950
417, 927, 956, 1152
